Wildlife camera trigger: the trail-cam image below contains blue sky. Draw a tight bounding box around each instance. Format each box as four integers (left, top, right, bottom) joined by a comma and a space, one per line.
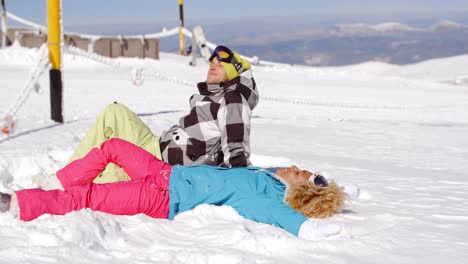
4, 0, 468, 27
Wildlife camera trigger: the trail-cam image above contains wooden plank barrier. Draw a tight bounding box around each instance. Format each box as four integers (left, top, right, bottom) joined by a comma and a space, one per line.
3, 28, 160, 60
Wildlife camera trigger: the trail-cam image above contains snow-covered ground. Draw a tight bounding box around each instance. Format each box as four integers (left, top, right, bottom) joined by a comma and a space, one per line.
1, 46, 468, 263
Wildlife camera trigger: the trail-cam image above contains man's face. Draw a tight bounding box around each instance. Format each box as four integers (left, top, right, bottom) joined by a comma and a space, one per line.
207, 58, 229, 84
275, 165, 313, 185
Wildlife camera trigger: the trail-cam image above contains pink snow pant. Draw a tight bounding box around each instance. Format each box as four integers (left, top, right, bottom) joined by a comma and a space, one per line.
16, 138, 172, 221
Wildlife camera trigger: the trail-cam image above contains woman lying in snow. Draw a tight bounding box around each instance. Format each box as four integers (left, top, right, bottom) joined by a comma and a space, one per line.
0, 138, 349, 240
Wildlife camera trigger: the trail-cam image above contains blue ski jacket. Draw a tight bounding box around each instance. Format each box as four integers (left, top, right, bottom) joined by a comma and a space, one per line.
168, 165, 307, 236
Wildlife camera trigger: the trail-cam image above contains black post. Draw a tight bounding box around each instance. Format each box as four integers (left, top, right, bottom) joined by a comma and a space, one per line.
49, 69, 63, 123
179, 3, 184, 28
48, 0, 63, 123
1, 0, 6, 48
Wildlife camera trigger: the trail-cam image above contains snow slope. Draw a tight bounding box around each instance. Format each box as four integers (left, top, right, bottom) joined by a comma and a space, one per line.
1, 46, 468, 263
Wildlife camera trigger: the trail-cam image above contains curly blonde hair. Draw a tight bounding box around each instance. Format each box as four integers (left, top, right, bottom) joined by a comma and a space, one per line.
286, 181, 346, 218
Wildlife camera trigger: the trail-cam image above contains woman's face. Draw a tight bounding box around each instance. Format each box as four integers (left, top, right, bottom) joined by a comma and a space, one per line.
275, 165, 312, 185
207, 58, 229, 84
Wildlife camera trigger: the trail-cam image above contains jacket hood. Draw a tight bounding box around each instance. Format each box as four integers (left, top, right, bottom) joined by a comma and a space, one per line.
256, 167, 289, 199
197, 69, 259, 110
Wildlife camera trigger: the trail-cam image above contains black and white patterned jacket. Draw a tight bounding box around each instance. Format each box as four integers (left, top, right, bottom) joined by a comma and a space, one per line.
160, 70, 258, 167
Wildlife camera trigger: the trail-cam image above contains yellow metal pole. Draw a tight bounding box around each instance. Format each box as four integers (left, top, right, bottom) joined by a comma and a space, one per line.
48, 0, 61, 70
47, 0, 63, 122
178, 0, 186, 55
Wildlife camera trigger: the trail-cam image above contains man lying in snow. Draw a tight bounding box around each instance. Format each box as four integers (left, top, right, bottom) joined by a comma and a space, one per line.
68, 45, 258, 184
1, 138, 349, 240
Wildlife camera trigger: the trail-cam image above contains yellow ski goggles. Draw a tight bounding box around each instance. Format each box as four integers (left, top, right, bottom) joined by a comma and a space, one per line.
209, 45, 244, 74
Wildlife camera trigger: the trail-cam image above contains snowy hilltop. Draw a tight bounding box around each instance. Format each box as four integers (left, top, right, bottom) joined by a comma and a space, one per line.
228, 20, 468, 66
1, 46, 468, 263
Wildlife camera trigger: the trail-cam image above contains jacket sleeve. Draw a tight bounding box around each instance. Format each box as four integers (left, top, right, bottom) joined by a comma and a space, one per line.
217, 90, 252, 167
230, 195, 308, 236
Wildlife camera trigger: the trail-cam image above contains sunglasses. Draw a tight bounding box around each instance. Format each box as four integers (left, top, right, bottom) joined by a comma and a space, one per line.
309, 173, 329, 187
209, 45, 244, 74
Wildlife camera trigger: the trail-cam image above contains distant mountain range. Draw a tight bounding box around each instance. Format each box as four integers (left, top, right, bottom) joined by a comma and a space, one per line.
224, 20, 468, 66
67, 17, 468, 67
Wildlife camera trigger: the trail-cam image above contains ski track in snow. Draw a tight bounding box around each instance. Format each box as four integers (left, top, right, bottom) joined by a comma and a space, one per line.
1, 46, 468, 263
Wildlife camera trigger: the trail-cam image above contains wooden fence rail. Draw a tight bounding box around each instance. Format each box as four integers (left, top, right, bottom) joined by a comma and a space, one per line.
0, 28, 160, 59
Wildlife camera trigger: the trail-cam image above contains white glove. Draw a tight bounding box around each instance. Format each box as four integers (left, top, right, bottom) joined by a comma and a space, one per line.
298, 220, 348, 240
343, 184, 360, 200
